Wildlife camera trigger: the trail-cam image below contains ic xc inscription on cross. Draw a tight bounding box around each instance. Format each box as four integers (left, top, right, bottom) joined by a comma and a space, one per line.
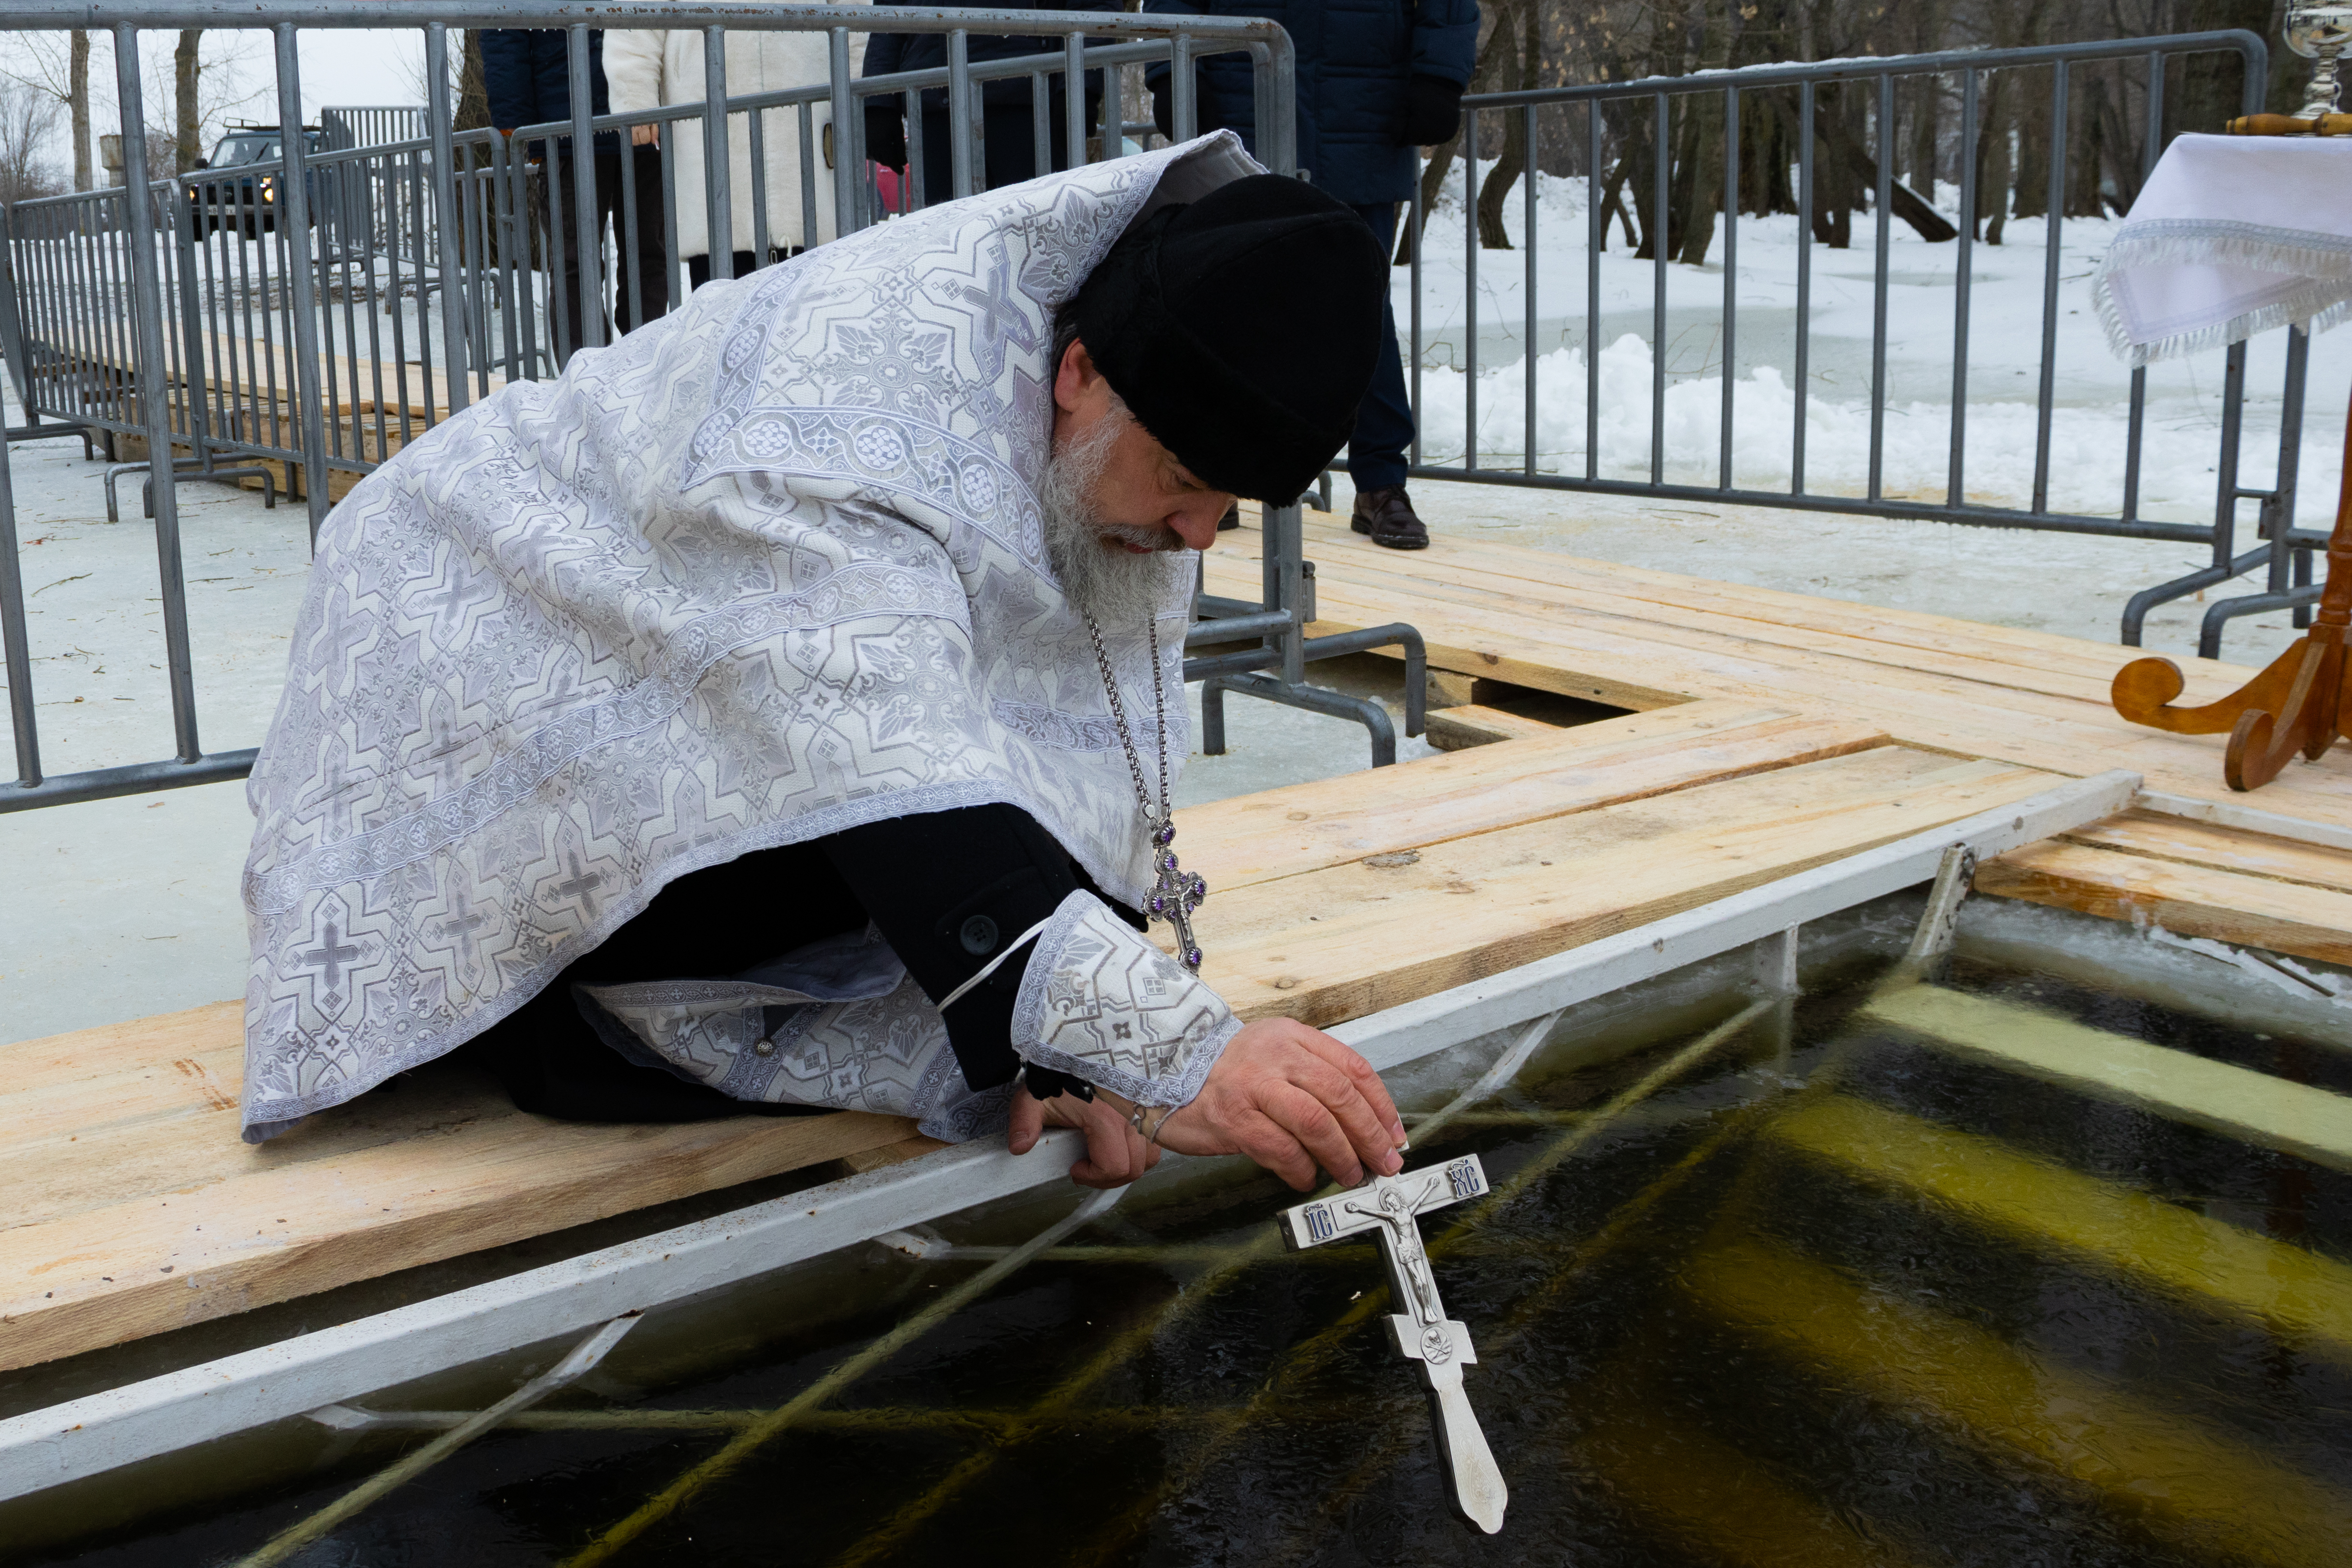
1279, 1154, 1508, 1533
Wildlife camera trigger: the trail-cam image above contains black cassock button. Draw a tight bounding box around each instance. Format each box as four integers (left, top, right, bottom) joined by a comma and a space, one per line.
959, 914, 999, 956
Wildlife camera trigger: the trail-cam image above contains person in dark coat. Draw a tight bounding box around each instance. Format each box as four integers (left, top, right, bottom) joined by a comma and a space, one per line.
479, 28, 669, 359
858, 0, 1105, 207
1144, 0, 1477, 548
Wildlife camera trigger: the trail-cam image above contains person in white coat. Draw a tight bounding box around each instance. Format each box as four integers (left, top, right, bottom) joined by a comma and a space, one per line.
604, 6, 869, 293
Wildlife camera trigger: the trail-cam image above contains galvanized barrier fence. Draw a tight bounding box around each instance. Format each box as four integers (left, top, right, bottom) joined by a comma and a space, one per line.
0, 1, 1406, 816
1413, 30, 2315, 655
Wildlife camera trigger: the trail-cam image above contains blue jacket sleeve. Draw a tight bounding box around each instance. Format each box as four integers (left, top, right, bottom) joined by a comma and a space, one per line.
1138, 0, 1211, 91
1410, 0, 1480, 87
862, 31, 905, 78
478, 30, 535, 131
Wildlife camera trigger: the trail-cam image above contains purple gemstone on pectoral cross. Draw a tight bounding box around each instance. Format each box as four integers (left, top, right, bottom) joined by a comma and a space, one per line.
1142, 817, 1206, 972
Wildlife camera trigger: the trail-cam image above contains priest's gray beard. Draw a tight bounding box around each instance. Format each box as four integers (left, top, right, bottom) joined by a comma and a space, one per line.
1040, 400, 1188, 629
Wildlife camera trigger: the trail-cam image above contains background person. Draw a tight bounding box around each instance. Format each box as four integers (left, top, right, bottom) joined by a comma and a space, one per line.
1144, 0, 1477, 549
605, 3, 870, 291
859, 0, 1104, 206
481, 27, 670, 358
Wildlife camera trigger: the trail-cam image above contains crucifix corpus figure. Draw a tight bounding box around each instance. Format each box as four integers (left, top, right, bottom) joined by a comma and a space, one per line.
235, 133, 1417, 1208
1280, 1154, 1508, 1533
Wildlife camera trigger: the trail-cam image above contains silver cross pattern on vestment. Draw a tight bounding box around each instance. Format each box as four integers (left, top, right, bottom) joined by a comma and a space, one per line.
1278, 1154, 1508, 1534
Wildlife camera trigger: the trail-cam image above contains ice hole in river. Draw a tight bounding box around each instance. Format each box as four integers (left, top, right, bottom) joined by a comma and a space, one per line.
17, 891, 2352, 1568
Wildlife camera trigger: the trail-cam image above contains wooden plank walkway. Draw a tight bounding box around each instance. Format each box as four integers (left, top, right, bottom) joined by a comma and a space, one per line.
1213, 510, 2352, 964
0, 705, 2059, 1371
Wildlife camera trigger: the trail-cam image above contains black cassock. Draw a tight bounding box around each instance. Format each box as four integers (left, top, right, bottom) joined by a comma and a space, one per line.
466, 804, 1134, 1121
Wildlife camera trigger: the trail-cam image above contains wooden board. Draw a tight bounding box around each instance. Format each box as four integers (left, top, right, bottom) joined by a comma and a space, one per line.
2, 702, 2036, 1373
1976, 839, 2352, 968
1424, 704, 1563, 750
0, 1005, 919, 1373
1208, 511, 2352, 829
1181, 701, 1890, 893
1195, 744, 2059, 1029
2057, 809, 2352, 895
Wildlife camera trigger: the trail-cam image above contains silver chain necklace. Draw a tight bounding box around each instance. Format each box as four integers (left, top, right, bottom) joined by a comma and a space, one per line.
1084, 612, 1206, 971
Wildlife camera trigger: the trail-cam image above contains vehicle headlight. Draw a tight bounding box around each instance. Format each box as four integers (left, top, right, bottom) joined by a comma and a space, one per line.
259, 176, 274, 199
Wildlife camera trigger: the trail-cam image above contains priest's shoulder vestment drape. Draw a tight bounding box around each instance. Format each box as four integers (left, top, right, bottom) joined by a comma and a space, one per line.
238, 134, 1263, 1141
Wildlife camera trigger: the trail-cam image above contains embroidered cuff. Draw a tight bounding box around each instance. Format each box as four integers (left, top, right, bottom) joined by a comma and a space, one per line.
1009, 890, 1240, 1110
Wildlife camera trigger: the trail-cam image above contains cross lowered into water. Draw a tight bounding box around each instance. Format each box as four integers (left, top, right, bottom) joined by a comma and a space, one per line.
1278, 1154, 1508, 1534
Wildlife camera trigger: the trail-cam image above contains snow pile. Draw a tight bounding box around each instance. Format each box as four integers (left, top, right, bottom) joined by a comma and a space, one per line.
1407, 335, 2330, 517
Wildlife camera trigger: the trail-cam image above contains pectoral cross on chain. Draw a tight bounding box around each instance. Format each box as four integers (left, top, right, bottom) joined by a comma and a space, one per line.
1278, 1154, 1508, 1534
1143, 818, 1206, 972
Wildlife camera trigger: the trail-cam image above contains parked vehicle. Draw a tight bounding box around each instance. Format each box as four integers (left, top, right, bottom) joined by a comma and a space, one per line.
187, 126, 323, 236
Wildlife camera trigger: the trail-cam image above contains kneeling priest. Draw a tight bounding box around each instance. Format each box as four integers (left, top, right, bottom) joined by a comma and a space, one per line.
239, 133, 1406, 1194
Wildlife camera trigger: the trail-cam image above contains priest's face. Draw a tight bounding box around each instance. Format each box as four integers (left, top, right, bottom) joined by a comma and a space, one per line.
1049, 338, 1234, 555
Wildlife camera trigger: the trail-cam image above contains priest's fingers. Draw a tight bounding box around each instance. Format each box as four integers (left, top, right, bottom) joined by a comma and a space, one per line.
1276, 1047, 1403, 1178
1224, 1105, 1319, 1191
1285, 1027, 1406, 1146
1259, 1081, 1372, 1188
1007, 1088, 1048, 1156
1068, 1100, 1154, 1188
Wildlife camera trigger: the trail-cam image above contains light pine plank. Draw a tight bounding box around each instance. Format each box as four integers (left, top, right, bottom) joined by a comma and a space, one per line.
2058, 810, 2352, 895
1195, 748, 2057, 1028
1975, 839, 2352, 967
0, 1098, 915, 1371
1424, 704, 1565, 750
1178, 702, 1890, 893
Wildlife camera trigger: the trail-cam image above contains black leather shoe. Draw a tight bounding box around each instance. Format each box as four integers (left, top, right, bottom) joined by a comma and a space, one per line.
1350, 486, 1429, 549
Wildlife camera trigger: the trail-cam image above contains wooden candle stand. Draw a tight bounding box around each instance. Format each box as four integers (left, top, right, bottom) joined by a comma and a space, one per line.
2109, 115, 2352, 792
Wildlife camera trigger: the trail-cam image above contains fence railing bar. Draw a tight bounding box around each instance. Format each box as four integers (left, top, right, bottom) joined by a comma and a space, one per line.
829, 25, 858, 240
1867, 72, 1892, 504
1522, 102, 1536, 476
1065, 31, 1088, 170
115, 25, 203, 762
947, 29, 975, 199
1464, 103, 1478, 473
1948, 67, 1976, 510
2030, 60, 2067, 516
427, 22, 468, 413
1409, 144, 1422, 470
1650, 91, 1666, 487
1720, 84, 1738, 493
0, 434, 38, 789
1584, 99, 1598, 482
623, 119, 648, 329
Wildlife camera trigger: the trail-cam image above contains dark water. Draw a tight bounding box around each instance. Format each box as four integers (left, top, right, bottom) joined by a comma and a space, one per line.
25, 954, 2352, 1567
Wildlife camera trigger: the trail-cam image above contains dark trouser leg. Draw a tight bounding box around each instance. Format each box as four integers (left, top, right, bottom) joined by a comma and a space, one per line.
1345, 201, 1414, 493
918, 91, 1084, 206
685, 250, 766, 290
614, 144, 670, 328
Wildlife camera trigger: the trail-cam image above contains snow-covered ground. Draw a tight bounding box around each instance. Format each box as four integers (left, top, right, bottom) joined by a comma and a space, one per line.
1398, 161, 2351, 532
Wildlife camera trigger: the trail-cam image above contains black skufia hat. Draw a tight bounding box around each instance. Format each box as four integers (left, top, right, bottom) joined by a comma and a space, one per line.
1074, 174, 1386, 505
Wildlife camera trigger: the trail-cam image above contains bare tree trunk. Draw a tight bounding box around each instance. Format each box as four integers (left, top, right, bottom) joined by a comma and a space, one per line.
174, 28, 201, 173
1474, 0, 1532, 249
1980, 79, 2013, 245
67, 30, 89, 191
1399, 1, 1518, 265
1675, 0, 1736, 265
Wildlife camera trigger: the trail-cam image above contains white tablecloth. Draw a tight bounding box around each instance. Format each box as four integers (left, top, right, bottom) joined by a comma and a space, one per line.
2091, 133, 2352, 365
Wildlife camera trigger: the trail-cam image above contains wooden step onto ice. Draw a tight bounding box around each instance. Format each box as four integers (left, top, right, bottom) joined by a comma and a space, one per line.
1975, 807, 2352, 969
1858, 985, 2352, 1172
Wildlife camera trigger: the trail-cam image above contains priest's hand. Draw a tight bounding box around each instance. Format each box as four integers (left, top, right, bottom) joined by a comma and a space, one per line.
1155, 1019, 1407, 1192
1010, 1083, 1163, 1190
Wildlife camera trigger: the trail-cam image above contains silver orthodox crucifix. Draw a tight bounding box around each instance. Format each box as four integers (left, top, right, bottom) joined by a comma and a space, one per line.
1278, 1154, 1508, 1534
